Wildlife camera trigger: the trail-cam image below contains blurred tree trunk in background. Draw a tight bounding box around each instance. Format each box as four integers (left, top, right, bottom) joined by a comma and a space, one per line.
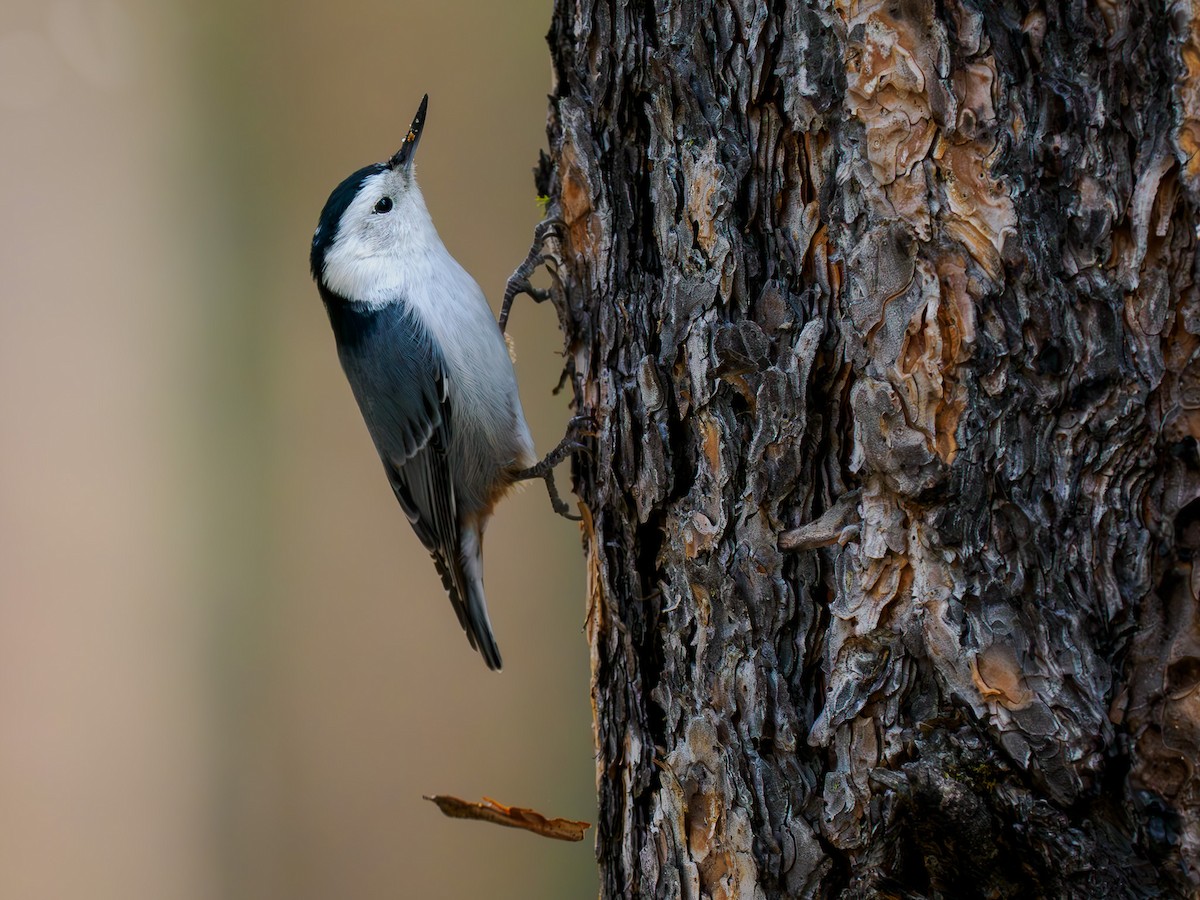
538, 0, 1200, 896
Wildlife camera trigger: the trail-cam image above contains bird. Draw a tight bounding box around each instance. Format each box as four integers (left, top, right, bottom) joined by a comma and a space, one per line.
308, 94, 544, 671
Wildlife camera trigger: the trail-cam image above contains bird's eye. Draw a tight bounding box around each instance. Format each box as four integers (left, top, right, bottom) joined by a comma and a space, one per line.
374, 197, 394, 214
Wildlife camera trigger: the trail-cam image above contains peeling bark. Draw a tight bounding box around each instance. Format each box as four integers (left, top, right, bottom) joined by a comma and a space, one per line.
538, 1, 1200, 896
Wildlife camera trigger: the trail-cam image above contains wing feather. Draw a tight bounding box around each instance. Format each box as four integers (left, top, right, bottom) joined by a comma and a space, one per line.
332, 300, 476, 646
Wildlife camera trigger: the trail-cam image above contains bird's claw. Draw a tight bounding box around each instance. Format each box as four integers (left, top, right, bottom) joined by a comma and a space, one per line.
513, 411, 596, 520
500, 218, 567, 334
567, 413, 598, 438
544, 472, 582, 521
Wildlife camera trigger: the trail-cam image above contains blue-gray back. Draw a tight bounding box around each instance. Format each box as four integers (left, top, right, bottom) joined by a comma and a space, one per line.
321, 290, 459, 566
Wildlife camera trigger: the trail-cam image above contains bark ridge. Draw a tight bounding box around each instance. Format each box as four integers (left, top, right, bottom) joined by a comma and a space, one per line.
539, 1, 1200, 896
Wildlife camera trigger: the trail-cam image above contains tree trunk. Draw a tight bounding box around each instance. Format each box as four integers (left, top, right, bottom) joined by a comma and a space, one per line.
537, 1, 1200, 896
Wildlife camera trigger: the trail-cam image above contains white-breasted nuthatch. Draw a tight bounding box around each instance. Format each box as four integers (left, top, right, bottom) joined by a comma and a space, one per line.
309, 95, 573, 671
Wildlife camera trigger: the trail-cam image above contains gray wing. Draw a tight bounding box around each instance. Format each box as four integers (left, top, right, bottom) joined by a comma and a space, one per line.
334, 302, 476, 642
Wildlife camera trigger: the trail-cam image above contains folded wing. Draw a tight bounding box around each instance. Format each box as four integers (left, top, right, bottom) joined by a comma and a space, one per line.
333, 300, 500, 667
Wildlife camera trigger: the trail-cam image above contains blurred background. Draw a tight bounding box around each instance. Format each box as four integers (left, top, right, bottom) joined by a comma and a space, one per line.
0, 1, 596, 897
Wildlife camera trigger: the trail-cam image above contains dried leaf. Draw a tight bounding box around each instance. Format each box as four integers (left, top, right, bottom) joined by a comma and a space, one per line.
424, 795, 591, 842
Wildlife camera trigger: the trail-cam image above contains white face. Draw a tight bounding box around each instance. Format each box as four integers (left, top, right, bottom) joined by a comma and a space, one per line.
322, 166, 438, 306
333, 166, 427, 257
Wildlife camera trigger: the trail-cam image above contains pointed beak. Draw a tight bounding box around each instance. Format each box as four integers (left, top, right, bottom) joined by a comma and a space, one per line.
388, 94, 428, 170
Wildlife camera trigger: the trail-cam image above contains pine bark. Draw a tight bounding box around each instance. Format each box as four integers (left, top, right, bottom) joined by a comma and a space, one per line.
536, 1, 1200, 896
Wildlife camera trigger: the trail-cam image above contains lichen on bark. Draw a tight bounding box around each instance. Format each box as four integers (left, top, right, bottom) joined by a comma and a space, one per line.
538, 0, 1200, 896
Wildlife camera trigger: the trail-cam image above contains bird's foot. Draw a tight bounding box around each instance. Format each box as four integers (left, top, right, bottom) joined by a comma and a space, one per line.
513, 415, 596, 520
500, 218, 566, 334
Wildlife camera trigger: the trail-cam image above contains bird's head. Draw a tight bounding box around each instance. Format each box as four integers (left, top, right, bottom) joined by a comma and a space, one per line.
310, 94, 432, 301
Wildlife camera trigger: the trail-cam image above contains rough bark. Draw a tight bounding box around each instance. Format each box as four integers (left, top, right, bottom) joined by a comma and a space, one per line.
536, 1, 1200, 896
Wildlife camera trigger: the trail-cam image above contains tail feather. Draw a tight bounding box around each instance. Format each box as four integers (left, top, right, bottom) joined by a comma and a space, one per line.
429, 530, 501, 671
430, 552, 473, 637
463, 579, 502, 671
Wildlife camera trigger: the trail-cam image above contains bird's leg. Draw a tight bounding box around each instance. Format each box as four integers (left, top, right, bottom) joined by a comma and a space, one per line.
512, 415, 595, 520
500, 218, 565, 334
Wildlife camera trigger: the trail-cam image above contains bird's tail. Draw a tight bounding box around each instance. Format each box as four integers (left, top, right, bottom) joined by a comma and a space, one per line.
430, 528, 502, 671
